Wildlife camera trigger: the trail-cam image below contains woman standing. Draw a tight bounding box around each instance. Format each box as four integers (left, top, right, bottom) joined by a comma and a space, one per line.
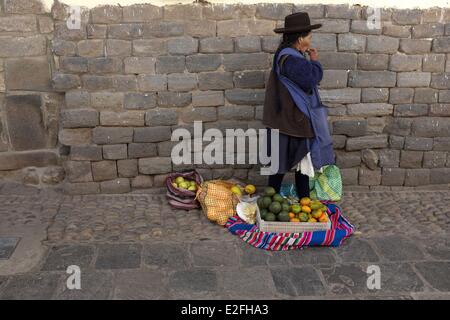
263, 12, 336, 198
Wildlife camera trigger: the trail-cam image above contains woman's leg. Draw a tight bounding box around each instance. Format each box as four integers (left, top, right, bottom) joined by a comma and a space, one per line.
295, 171, 310, 198
268, 173, 285, 193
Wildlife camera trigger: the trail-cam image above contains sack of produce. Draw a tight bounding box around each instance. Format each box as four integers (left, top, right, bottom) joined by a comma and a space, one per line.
195, 179, 245, 226
309, 165, 343, 202
165, 170, 204, 210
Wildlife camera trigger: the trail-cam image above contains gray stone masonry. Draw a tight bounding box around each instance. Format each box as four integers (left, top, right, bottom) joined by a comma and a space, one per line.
0, 2, 450, 193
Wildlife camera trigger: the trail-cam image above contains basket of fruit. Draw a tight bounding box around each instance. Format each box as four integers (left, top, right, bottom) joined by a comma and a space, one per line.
256, 187, 331, 233
166, 170, 203, 210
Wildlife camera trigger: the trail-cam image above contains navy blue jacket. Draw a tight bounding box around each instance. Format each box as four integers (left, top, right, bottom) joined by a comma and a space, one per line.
280, 53, 324, 94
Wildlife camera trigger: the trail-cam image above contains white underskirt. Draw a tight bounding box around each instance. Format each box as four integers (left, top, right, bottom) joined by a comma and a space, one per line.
294, 152, 323, 178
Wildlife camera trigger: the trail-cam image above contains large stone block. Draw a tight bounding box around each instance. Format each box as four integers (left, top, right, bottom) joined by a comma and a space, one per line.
359, 165, 381, 186
123, 4, 162, 22
124, 57, 156, 74
225, 89, 265, 105
137, 75, 167, 92
411, 117, 450, 137
143, 21, 184, 38
103, 144, 127, 160
332, 119, 367, 137
167, 37, 198, 55
186, 54, 221, 73
88, 57, 122, 74
61, 109, 99, 128
59, 128, 92, 146
389, 53, 422, 71
117, 159, 138, 177
100, 178, 131, 194
124, 93, 157, 109
319, 88, 361, 104
217, 19, 275, 37
52, 73, 81, 91
181, 107, 217, 123
346, 135, 388, 151
381, 168, 406, 186
91, 92, 123, 110
184, 20, 217, 38
400, 150, 423, 168
367, 35, 399, 53
168, 73, 197, 92
394, 104, 429, 117
132, 39, 167, 56
347, 103, 393, 116
337, 33, 366, 52
164, 4, 202, 20
0, 151, 57, 171
404, 137, 433, 151
311, 33, 337, 51
92, 127, 134, 144
192, 91, 224, 107
139, 157, 172, 174
4, 0, 45, 14
108, 23, 144, 40
156, 56, 185, 74
128, 143, 157, 158
400, 39, 432, 54
320, 70, 348, 89
63, 161, 93, 182
100, 111, 145, 126
145, 109, 178, 126
397, 72, 431, 87
319, 52, 357, 70
92, 160, 118, 181
199, 37, 234, 54
233, 71, 265, 89
235, 36, 261, 53
91, 5, 122, 24
218, 105, 254, 120
5, 57, 51, 91
222, 53, 270, 71
70, 145, 103, 161
134, 126, 172, 143
5, 95, 47, 151
404, 169, 430, 186
82, 75, 113, 91
198, 72, 233, 90
348, 70, 396, 87
357, 54, 389, 70
0, 15, 37, 32
157, 92, 191, 108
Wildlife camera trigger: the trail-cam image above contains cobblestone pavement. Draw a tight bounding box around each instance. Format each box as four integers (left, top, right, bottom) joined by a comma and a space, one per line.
0, 183, 449, 300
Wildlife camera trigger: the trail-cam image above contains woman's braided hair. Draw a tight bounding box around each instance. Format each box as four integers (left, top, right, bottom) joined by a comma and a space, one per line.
272, 30, 311, 113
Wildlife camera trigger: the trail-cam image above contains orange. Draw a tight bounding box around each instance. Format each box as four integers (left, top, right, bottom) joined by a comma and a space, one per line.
300, 197, 311, 206
301, 206, 311, 214
319, 213, 329, 223
312, 209, 323, 219
290, 218, 300, 222
288, 212, 295, 219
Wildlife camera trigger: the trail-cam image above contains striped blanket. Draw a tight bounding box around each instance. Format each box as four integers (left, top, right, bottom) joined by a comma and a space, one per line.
225, 201, 354, 250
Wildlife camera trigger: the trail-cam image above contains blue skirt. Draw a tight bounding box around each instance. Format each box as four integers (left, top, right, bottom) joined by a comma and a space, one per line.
266, 127, 310, 174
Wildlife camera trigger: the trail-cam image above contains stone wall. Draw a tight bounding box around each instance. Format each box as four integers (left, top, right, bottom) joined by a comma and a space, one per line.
1, 1, 450, 194
0, 0, 65, 187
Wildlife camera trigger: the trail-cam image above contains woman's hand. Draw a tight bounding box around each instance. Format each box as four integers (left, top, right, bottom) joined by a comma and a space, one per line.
307, 48, 318, 61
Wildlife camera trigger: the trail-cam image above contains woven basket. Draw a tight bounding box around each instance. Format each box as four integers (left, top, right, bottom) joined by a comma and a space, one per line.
256, 206, 331, 233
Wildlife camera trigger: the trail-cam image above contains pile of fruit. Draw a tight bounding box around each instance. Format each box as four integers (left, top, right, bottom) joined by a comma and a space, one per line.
230, 184, 256, 197
257, 187, 329, 223
171, 176, 198, 192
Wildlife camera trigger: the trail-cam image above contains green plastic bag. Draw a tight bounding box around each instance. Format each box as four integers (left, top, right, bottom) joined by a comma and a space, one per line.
309, 165, 342, 202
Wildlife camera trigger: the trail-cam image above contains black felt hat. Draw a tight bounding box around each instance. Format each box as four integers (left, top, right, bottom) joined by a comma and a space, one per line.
273, 12, 322, 34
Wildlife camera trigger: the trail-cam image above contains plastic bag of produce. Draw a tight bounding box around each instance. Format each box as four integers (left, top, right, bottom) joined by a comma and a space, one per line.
165, 170, 204, 210
195, 179, 242, 226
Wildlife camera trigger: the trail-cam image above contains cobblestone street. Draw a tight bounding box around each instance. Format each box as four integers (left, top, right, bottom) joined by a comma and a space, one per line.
0, 182, 449, 300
